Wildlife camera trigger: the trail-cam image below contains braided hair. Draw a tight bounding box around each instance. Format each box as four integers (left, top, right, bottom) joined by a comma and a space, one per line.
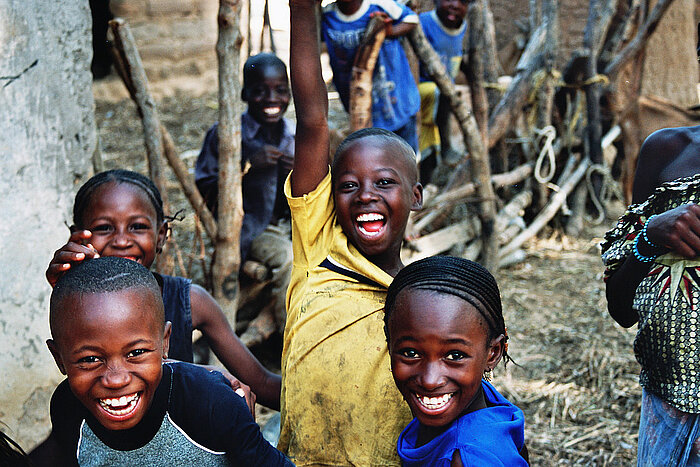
384, 256, 511, 365
72, 169, 165, 227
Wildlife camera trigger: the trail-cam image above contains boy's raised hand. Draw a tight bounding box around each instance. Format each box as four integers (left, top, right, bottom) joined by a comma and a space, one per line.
46, 230, 100, 287
289, 0, 329, 197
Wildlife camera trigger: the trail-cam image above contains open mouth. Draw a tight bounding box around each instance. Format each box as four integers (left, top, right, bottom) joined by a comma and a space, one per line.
415, 392, 454, 411
263, 106, 281, 117
356, 213, 386, 238
99, 392, 141, 418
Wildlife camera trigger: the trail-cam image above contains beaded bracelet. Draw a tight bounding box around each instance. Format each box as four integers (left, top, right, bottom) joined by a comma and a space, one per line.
642, 215, 661, 249
633, 233, 657, 263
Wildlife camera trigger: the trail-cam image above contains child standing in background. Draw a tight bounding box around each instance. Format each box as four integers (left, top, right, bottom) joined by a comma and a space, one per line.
196, 53, 294, 336
280, 0, 423, 464
45, 170, 281, 411
417, 0, 468, 183
384, 256, 528, 466
322, 0, 421, 151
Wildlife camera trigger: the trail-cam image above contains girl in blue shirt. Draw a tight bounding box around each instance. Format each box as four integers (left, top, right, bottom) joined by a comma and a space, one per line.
384, 256, 528, 466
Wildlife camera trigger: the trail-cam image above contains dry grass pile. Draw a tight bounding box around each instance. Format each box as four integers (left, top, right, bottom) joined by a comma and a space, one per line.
495, 230, 640, 465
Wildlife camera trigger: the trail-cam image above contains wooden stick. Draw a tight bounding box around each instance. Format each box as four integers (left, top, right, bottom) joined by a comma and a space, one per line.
212, 0, 244, 323
108, 18, 169, 212
499, 157, 591, 258
159, 125, 218, 241
414, 164, 532, 232
603, 0, 677, 80
109, 18, 172, 273
349, 16, 386, 130
487, 24, 547, 149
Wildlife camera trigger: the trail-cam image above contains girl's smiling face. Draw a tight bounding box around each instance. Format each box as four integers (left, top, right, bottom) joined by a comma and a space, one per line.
77, 181, 167, 269
388, 288, 503, 430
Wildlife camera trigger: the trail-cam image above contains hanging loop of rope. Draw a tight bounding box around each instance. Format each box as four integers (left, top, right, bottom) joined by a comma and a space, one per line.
585, 163, 625, 225
533, 125, 557, 184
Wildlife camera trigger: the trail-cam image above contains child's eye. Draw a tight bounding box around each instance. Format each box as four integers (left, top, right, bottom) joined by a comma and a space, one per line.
127, 349, 151, 358
77, 356, 101, 365
91, 224, 113, 233
338, 181, 357, 191
130, 223, 151, 231
376, 178, 396, 187
445, 351, 466, 361
399, 349, 419, 358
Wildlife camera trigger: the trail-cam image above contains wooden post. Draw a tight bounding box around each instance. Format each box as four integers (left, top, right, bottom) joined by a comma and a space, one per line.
349, 16, 386, 130
213, 0, 244, 323
408, 20, 498, 268
465, 1, 498, 269
109, 18, 173, 274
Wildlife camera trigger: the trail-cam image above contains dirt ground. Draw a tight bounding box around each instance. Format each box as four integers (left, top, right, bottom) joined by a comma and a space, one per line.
94, 90, 640, 466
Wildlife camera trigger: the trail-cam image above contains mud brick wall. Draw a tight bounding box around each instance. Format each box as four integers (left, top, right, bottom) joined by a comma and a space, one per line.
110, 0, 219, 82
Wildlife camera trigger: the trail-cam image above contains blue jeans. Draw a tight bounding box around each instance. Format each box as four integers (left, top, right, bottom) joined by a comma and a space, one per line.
638, 389, 700, 466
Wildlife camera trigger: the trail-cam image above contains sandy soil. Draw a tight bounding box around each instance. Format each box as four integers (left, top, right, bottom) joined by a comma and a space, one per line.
94, 90, 640, 466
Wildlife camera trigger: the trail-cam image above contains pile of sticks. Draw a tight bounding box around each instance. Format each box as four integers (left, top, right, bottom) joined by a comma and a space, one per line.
345, 0, 689, 271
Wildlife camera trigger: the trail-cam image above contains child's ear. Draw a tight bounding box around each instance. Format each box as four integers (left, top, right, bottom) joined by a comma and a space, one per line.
69, 224, 79, 234
156, 222, 168, 253
47, 339, 67, 375
411, 183, 423, 211
162, 321, 172, 360
240, 88, 249, 102
486, 334, 505, 371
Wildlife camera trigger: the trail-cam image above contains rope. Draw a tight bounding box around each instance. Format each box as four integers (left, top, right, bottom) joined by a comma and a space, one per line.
533, 125, 557, 184
585, 163, 625, 225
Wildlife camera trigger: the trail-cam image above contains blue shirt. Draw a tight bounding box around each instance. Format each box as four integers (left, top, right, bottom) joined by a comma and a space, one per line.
195, 112, 295, 260
397, 381, 528, 466
419, 10, 466, 83
322, 0, 420, 131
49, 362, 294, 466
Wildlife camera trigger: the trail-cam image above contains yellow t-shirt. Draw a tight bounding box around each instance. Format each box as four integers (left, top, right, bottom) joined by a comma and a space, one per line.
279, 170, 412, 466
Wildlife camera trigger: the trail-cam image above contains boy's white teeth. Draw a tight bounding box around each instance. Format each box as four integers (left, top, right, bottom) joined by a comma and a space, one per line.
416, 392, 453, 410
99, 393, 139, 416
264, 107, 280, 115
356, 213, 384, 222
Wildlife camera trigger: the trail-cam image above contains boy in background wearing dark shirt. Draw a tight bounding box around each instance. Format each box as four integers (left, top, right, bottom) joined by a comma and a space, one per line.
195, 53, 294, 336
38, 256, 293, 466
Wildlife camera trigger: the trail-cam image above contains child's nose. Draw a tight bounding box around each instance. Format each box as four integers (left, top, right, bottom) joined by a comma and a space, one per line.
357, 185, 379, 204
419, 362, 447, 389
112, 229, 132, 247
102, 364, 131, 388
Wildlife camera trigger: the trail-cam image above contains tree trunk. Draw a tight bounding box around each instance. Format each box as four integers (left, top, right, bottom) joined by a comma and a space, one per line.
212, 0, 244, 324
109, 18, 173, 274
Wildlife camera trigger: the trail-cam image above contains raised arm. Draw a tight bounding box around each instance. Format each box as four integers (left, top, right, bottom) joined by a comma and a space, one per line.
289, 0, 329, 197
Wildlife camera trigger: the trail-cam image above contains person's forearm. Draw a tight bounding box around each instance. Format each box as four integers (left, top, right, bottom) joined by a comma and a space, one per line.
290, 0, 329, 196
605, 255, 650, 328
387, 21, 415, 38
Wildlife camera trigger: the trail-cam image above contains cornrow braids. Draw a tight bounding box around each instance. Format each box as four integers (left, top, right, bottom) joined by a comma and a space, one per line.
72, 169, 165, 227
384, 255, 511, 365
